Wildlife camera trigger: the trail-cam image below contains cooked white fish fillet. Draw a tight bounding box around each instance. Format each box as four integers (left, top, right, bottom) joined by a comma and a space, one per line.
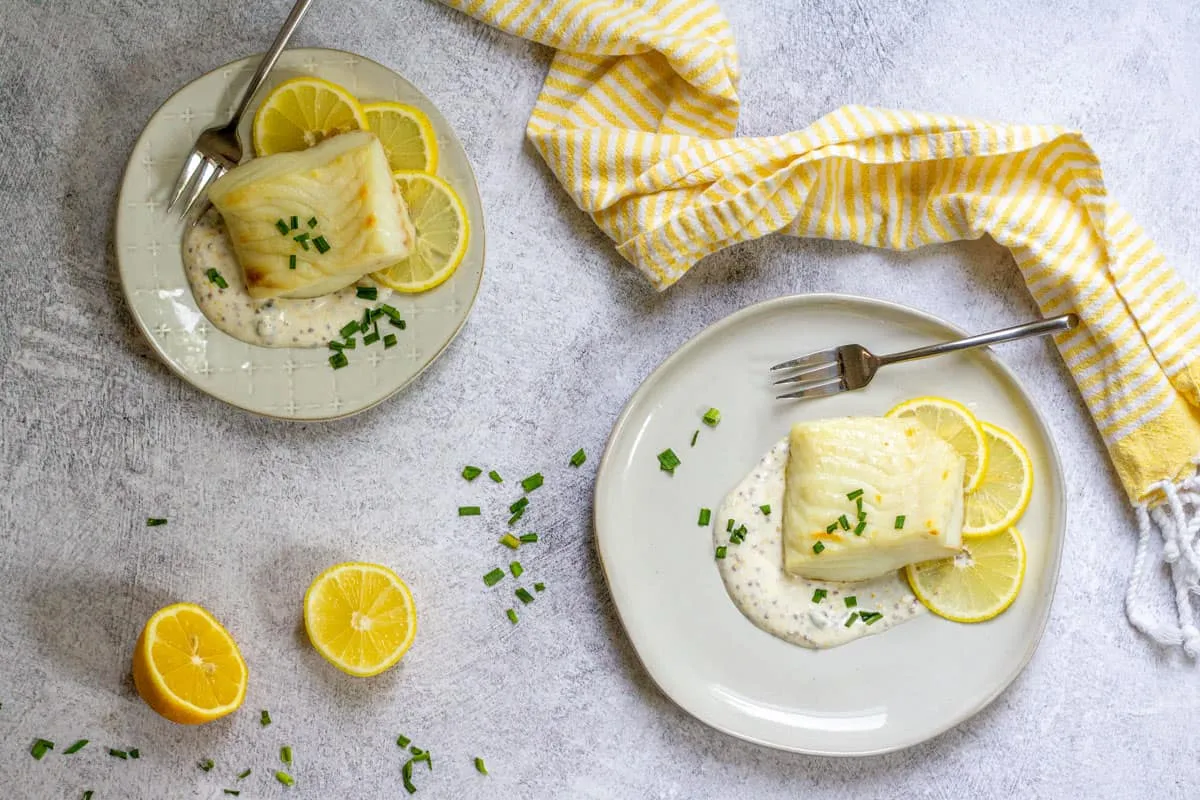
207, 131, 414, 300
782, 417, 964, 582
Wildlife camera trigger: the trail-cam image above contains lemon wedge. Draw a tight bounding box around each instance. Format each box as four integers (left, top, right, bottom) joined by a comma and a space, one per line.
363, 102, 438, 173
253, 77, 367, 156
906, 527, 1026, 622
371, 171, 470, 293
886, 396, 988, 491
132, 603, 248, 725
303, 562, 417, 677
962, 422, 1034, 537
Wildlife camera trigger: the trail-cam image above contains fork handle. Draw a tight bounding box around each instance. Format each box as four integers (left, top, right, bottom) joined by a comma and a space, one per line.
877, 313, 1079, 367
227, 0, 315, 126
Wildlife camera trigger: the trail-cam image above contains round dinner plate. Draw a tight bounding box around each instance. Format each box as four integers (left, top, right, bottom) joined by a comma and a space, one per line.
115, 48, 485, 420
594, 294, 1066, 755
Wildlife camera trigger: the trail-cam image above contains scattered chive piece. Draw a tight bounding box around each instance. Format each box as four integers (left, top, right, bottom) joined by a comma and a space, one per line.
260, 710, 271, 727
391, 318, 408, 330
360, 309, 371, 332
812, 542, 826, 554
31, 739, 54, 760
518, 533, 539, 543
863, 612, 883, 625
489, 470, 503, 483
702, 408, 721, 427
570, 448, 587, 467
844, 596, 858, 608
895, 515, 906, 529
146, 517, 167, 526
838, 515, 851, 531
844, 612, 859, 627
384, 333, 398, 349
690, 429, 699, 447
289, 215, 298, 230
857, 510, 867, 522
313, 235, 331, 254
328, 340, 345, 351
475, 756, 488, 775
275, 771, 295, 787
380, 303, 401, 321
715, 545, 727, 559
224, 791, 241, 796
200, 759, 214, 772
516, 587, 534, 604
510, 561, 524, 579
736, 524, 748, 538
275, 219, 289, 235
698, 508, 712, 526
657, 448, 681, 473
506, 608, 518, 624
521, 473, 544, 492
363, 331, 380, 346
483, 568, 505, 586
458, 506, 481, 516
280, 746, 292, 764
356, 286, 377, 301
402, 760, 416, 794
760, 504, 771, 515
499, 534, 521, 550
289, 254, 297, 270
109, 749, 128, 759
64, 739, 88, 754
307, 216, 318, 228
854, 521, 866, 535
726, 519, 735, 532
129, 748, 140, 759
396, 735, 411, 749
856, 496, 864, 512
509, 497, 529, 514
329, 352, 349, 370
534, 582, 545, 592
339, 321, 359, 339
812, 589, 827, 603
409, 746, 424, 757
293, 233, 310, 250
507, 510, 525, 526
342, 336, 356, 349
205, 268, 229, 289
462, 465, 483, 480
238, 769, 252, 779
847, 489, 864, 501
83, 793, 94, 800
826, 522, 838, 534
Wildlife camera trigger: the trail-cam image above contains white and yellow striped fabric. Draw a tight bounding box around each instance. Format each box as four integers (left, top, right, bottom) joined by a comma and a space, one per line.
446, 0, 1200, 655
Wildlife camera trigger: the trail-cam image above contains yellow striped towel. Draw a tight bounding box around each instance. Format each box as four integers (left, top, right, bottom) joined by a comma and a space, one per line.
447, 0, 1200, 655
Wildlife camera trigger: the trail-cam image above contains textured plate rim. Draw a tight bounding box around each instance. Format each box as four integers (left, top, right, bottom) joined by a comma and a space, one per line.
592, 292, 1067, 756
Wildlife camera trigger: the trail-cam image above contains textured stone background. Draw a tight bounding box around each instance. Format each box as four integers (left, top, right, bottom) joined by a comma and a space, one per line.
1, 0, 1198, 797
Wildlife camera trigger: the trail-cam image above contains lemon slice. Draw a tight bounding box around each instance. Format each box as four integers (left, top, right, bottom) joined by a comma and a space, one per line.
304, 562, 417, 677
132, 603, 248, 725
906, 527, 1026, 622
886, 396, 988, 491
363, 102, 439, 173
371, 171, 470, 293
253, 77, 367, 156
962, 422, 1034, 537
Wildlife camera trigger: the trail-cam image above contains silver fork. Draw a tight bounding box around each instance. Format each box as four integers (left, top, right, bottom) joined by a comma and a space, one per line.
166, 0, 315, 217
771, 313, 1079, 400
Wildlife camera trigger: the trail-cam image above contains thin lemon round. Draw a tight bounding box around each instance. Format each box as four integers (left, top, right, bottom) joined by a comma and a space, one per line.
962, 422, 1034, 537
253, 76, 368, 156
363, 102, 439, 173
304, 562, 417, 677
886, 396, 988, 491
371, 171, 469, 293
132, 603, 248, 725
906, 527, 1026, 622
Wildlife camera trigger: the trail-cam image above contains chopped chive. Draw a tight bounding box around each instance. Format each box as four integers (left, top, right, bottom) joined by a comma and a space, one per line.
516, 587, 534, 604
369, 307, 384, 321
238, 768, 252, 779
736, 524, 748, 538
396, 734, 411, 749
64, 739, 89, 754
313, 235, 331, 254
702, 408, 721, 427
506, 608, 518, 624
499, 534, 520, 550
856, 496, 864, 513
260, 710, 271, 727
569, 448, 587, 467
329, 352, 349, 370
507, 509, 525, 526
384, 333, 398, 349
462, 465, 483, 481
690, 429, 699, 447
858, 510, 867, 522
509, 497, 529, 514
129, 748, 140, 759
715, 545, 727, 559
275, 219, 289, 235
200, 758, 215, 772
521, 473, 544, 492
518, 532, 539, 543
475, 756, 488, 775
280, 746, 292, 764
356, 286, 377, 301
826, 522, 838, 533
726, 519, 735, 532
895, 515, 906, 529
510, 561, 524, 579
844, 596, 857, 608
84, 793, 94, 800
698, 508, 712, 526
109, 749, 128, 759
275, 770, 295, 787
838, 515, 850, 531
489, 470, 503, 483
339, 320, 360, 339
812, 542, 825, 554
409, 746, 425, 757
402, 759, 416, 794
289, 215, 298, 230
224, 792, 241, 797
380, 303, 401, 321
847, 489, 864, 501
289, 254, 297, 270
854, 521, 866, 535
342, 336, 356, 349
293, 233, 310, 250
205, 268, 228, 289
812, 589, 827, 603
146, 517, 167, 526
328, 340, 345, 351
31, 739, 54, 760
307, 216, 318, 228
483, 568, 505, 586
363, 331, 380, 346
534, 582, 545, 592
390, 318, 408, 330
844, 612, 859, 627
863, 612, 883, 625
759, 504, 771, 515
458, 506, 481, 516
657, 448, 681, 473
360, 308, 371, 332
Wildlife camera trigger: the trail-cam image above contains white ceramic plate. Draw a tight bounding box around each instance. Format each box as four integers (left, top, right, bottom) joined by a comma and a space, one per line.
594, 294, 1066, 755
115, 48, 485, 420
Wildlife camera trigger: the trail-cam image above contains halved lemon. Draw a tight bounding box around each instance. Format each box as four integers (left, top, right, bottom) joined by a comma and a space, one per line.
886, 396, 988, 491
906, 527, 1026, 622
303, 562, 417, 677
371, 172, 470, 293
132, 603, 248, 725
253, 77, 367, 156
363, 102, 438, 173
962, 422, 1034, 537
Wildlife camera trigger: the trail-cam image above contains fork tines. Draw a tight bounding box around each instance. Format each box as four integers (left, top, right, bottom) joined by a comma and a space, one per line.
770, 348, 845, 400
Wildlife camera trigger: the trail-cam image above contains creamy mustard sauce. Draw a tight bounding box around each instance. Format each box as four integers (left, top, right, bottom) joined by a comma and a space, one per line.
715, 437, 927, 649
182, 211, 390, 348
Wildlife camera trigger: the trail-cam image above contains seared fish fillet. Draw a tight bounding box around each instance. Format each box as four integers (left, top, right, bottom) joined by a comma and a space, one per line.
782, 417, 964, 581
207, 131, 414, 300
